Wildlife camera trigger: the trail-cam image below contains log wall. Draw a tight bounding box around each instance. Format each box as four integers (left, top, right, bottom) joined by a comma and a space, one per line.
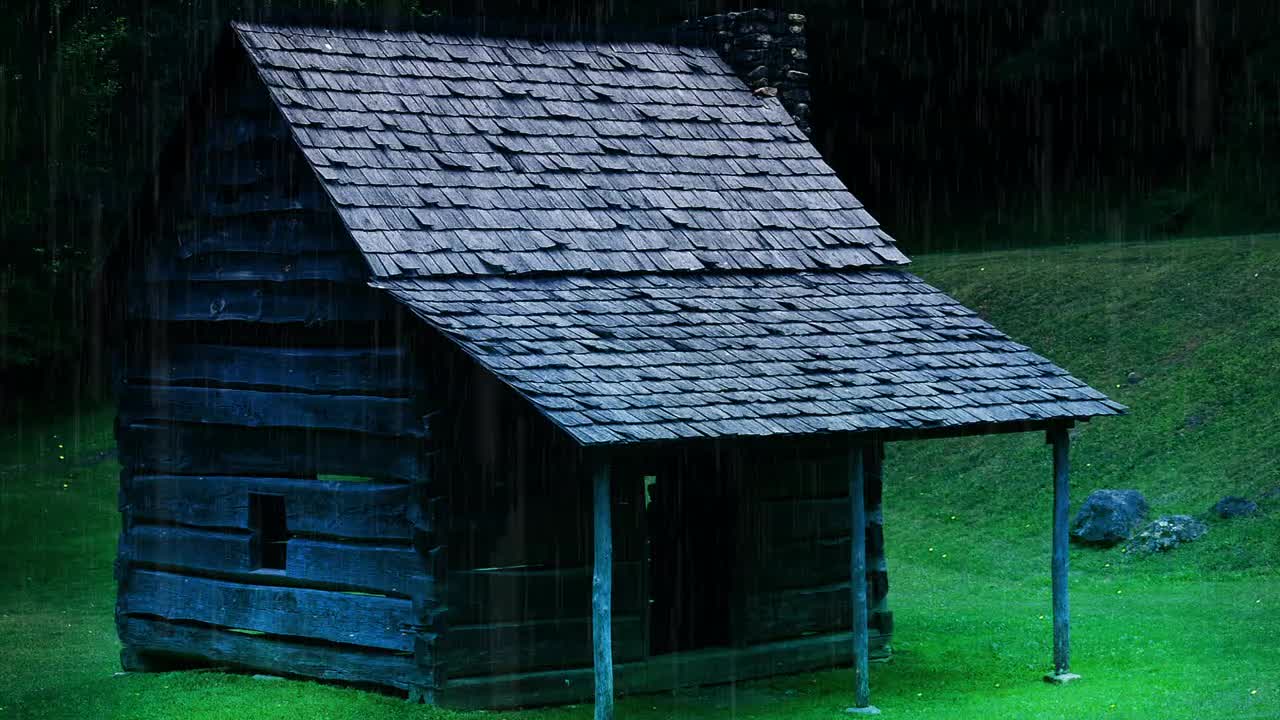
113, 57, 440, 700
735, 443, 893, 654
430, 437, 892, 709
426, 363, 648, 699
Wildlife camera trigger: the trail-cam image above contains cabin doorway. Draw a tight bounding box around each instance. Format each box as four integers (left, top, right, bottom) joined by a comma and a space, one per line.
644, 449, 737, 655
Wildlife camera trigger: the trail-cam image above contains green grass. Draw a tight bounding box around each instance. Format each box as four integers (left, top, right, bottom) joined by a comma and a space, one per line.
3, 235, 1279, 719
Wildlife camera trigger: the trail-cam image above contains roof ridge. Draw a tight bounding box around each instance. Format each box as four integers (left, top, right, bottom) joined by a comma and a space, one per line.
230, 14, 719, 49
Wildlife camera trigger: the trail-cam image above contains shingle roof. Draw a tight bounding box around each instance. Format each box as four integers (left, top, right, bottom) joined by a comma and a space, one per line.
231, 22, 908, 276
227, 22, 1123, 445
379, 271, 1125, 445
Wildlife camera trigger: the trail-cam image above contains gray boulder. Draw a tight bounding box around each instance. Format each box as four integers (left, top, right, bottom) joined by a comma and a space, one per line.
1125, 515, 1208, 554
1212, 496, 1258, 519
1070, 489, 1148, 546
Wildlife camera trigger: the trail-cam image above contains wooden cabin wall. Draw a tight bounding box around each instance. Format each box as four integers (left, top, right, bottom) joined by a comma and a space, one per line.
113, 57, 440, 699
423, 352, 646, 694
735, 443, 892, 656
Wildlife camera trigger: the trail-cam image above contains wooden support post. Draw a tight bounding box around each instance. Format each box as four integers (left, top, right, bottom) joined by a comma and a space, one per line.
1045, 425, 1080, 684
845, 444, 879, 714
591, 458, 615, 720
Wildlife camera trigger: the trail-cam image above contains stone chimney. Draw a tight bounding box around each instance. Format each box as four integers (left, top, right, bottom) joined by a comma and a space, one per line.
679, 9, 811, 136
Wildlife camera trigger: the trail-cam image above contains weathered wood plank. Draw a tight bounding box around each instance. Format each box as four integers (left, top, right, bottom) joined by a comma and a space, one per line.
752, 536, 857, 590
124, 475, 415, 540
287, 538, 421, 597
447, 562, 643, 625
202, 190, 331, 218
144, 252, 369, 283
438, 630, 890, 710
125, 525, 256, 574
119, 423, 423, 481
120, 569, 414, 651
195, 155, 270, 187
755, 497, 851, 541
442, 615, 644, 678
193, 146, 306, 188
740, 584, 894, 645
174, 217, 350, 257
147, 320, 404, 351
747, 533, 887, 594
744, 449, 846, 500
127, 344, 417, 395
120, 386, 426, 437
123, 525, 422, 596
128, 280, 385, 324
447, 500, 593, 569
118, 616, 422, 690
197, 112, 288, 152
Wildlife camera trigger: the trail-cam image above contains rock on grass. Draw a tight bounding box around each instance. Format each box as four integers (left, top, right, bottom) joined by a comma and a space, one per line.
1071, 489, 1148, 546
1212, 496, 1259, 518
1124, 515, 1208, 554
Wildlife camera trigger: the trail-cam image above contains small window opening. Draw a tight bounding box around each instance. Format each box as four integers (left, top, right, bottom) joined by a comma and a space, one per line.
250, 493, 288, 571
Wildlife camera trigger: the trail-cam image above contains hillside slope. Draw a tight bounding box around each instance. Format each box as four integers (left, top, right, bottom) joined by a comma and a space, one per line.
892, 234, 1280, 578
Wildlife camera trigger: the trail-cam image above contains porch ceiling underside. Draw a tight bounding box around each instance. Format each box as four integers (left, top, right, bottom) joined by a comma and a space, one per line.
379, 270, 1125, 445
231, 22, 908, 277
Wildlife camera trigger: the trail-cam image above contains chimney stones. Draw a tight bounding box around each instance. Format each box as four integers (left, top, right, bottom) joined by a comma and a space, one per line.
679, 9, 811, 135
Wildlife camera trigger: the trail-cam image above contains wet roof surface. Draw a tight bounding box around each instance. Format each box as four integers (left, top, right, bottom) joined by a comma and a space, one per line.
233, 22, 1122, 444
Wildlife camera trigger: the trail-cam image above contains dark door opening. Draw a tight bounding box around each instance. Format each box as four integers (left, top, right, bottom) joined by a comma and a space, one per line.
249, 493, 288, 571
645, 450, 736, 655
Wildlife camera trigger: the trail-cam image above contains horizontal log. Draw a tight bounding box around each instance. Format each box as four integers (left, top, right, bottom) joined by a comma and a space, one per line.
202, 190, 330, 219
118, 616, 423, 690
120, 386, 426, 437
141, 320, 404, 350
438, 630, 890, 710
123, 526, 424, 597
119, 422, 424, 482
442, 615, 644, 678
126, 344, 417, 395
287, 538, 422, 597
745, 450, 847, 500
125, 475, 415, 540
120, 569, 414, 651
446, 488, 641, 569
196, 156, 270, 187
128, 280, 386, 324
125, 525, 256, 574
194, 148, 308, 189
174, 216, 351, 257
143, 252, 369, 283
740, 584, 894, 645
753, 497, 852, 541
198, 113, 288, 152
447, 561, 643, 625
750, 536, 888, 591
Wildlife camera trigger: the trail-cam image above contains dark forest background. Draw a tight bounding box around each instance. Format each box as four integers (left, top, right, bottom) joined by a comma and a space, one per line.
2, 0, 1279, 400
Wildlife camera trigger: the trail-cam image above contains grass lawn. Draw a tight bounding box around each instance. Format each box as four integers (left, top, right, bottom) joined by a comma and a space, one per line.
2, 235, 1278, 719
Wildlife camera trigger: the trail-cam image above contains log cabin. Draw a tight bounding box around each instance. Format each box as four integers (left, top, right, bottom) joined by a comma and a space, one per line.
109, 11, 1124, 713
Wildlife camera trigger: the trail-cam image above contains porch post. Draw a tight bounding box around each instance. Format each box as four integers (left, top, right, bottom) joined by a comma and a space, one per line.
1045, 425, 1080, 684
846, 443, 879, 714
591, 457, 615, 719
